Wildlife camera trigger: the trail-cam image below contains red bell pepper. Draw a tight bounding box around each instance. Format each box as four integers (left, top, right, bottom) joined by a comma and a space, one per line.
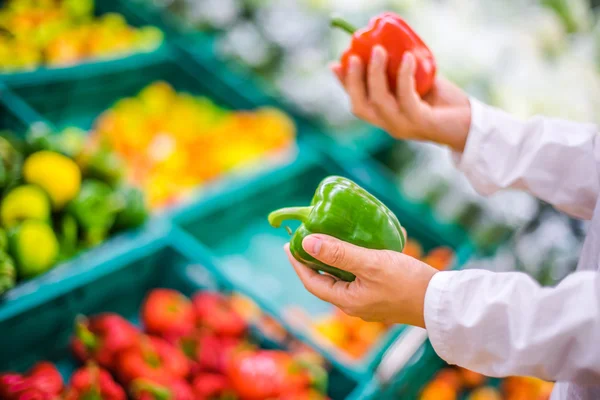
10, 388, 55, 400
180, 332, 245, 375
130, 379, 194, 400
191, 373, 235, 400
26, 362, 63, 396
63, 363, 126, 400
0, 373, 29, 400
332, 12, 436, 96
226, 350, 327, 400
0, 362, 63, 400
71, 313, 139, 369
115, 336, 189, 385
141, 289, 195, 339
192, 292, 247, 338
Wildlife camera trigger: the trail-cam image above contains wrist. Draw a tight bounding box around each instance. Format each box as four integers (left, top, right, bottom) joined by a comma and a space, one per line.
425, 105, 472, 153
400, 260, 438, 328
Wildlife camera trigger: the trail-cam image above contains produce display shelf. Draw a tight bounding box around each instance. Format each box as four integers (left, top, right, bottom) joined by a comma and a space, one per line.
0, 228, 359, 400
173, 151, 474, 382
0, 0, 169, 88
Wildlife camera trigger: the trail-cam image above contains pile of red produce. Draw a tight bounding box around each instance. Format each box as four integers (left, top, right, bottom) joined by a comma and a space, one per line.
0, 289, 329, 400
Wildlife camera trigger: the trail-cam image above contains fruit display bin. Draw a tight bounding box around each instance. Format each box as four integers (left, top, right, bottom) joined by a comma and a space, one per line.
172, 151, 474, 382
0, 226, 359, 400
0, 0, 169, 87
1, 44, 313, 216
115, 0, 391, 155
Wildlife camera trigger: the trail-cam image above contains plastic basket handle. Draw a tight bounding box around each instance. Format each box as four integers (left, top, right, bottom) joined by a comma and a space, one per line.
376, 326, 429, 384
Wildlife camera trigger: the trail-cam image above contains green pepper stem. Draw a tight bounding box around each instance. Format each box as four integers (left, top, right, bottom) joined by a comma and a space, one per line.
130, 380, 171, 400
75, 315, 98, 351
268, 207, 313, 228
331, 16, 357, 34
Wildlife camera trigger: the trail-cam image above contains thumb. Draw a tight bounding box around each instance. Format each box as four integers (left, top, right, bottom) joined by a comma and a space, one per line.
302, 234, 380, 275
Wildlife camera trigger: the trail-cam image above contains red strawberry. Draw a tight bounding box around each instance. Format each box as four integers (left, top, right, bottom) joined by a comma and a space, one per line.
115, 336, 189, 385
71, 313, 139, 369
141, 289, 195, 339
192, 292, 247, 337
27, 362, 63, 395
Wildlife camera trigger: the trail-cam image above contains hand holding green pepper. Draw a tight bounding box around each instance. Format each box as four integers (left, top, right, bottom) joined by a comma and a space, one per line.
284, 235, 437, 328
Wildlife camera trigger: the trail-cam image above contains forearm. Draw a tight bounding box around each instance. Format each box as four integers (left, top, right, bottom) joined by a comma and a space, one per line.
453, 98, 600, 219
424, 269, 600, 383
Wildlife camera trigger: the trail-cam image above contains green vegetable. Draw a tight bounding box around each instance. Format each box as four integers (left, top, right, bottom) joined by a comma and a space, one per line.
1, 185, 51, 228
9, 220, 59, 279
25, 123, 86, 158
0, 228, 7, 251
58, 214, 79, 260
268, 176, 405, 281
0, 134, 23, 194
79, 146, 125, 186
114, 186, 148, 231
0, 251, 16, 296
25, 122, 56, 154
67, 179, 123, 247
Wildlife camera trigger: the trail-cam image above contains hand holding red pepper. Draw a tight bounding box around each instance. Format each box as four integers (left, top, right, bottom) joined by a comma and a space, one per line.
332, 13, 471, 153
333, 13, 436, 97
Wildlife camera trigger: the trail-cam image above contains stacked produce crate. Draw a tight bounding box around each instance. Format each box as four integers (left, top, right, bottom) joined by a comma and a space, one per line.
0, 0, 591, 398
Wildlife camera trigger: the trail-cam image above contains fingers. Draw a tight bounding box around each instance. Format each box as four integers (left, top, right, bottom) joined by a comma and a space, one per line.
345, 56, 377, 122
284, 244, 349, 305
396, 52, 421, 115
302, 234, 381, 275
329, 62, 344, 86
367, 46, 397, 118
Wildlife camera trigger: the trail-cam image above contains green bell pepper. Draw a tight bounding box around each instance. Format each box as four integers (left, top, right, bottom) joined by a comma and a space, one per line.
113, 186, 148, 231
67, 179, 123, 247
79, 146, 125, 187
268, 176, 405, 282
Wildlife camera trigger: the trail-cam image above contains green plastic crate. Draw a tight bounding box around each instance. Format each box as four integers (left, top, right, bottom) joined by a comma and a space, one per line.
173, 152, 473, 382
3, 43, 333, 221
0, 84, 36, 133
0, 226, 359, 400
0, 0, 168, 88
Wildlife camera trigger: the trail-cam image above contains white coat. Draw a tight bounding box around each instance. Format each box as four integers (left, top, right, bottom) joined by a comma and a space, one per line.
423, 98, 600, 399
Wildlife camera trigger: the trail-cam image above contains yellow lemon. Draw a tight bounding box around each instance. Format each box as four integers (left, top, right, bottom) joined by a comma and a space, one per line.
24, 151, 81, 210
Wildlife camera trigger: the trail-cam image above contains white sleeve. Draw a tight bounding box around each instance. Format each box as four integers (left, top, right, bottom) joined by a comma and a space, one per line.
454, 98, 600, 219
424, 269, 600, 384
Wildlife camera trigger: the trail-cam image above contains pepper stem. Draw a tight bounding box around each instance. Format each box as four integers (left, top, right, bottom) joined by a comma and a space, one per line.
331, 16, 357, 34
268, 207, 313, 228
75, 315, 98, 351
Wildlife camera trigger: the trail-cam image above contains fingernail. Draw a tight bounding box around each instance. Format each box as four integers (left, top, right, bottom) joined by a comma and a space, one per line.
402, 52, 414, 68
350, 56, 360, 70
372, 46, 385, 64
303, 236, 322, 255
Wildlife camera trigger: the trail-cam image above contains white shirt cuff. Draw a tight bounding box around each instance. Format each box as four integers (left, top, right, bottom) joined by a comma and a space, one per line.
423, 270, 461, 363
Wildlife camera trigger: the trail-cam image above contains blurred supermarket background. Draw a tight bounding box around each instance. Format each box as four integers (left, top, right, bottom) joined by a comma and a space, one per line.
0, 0, 595, 398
